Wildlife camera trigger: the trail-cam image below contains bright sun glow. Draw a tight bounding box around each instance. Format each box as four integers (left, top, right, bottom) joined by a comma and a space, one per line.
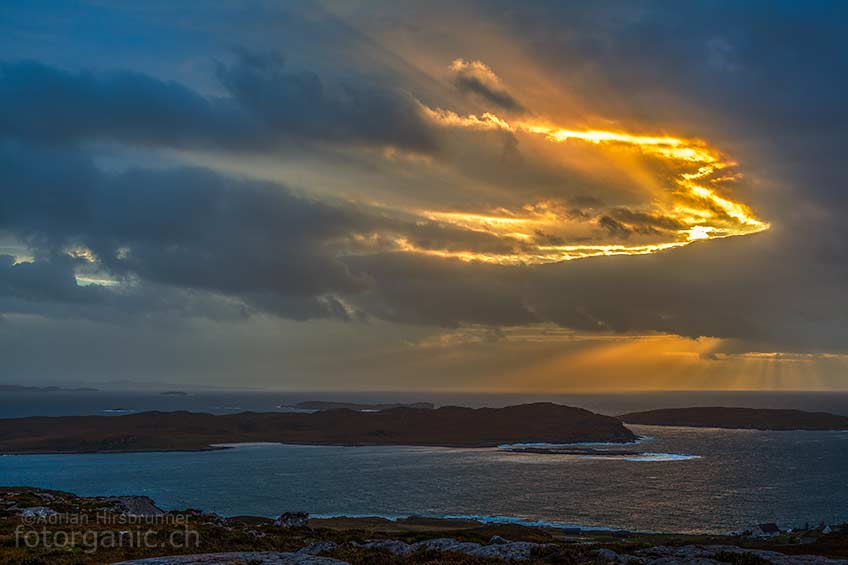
406, 105, 770, 264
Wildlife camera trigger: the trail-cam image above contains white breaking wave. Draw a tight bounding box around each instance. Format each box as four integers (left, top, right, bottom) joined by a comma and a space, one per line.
497, 435, 654, 450
582, 452, 701, 462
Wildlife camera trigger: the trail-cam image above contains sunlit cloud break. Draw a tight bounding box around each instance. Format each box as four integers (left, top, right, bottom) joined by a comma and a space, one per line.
410, 69, 769, 264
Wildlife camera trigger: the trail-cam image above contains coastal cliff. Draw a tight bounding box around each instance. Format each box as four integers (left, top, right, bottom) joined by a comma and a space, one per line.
0, 402, 636, 453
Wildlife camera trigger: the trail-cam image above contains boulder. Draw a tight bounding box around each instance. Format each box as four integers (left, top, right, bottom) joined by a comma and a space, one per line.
358, 540, 415, 556
469, 541, 544, 561
103, 496, 164, 516
19, 507, 59, 519
275, 512, 309, 528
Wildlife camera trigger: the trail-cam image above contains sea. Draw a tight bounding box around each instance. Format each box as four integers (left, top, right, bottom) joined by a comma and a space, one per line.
1, 390, 847, 534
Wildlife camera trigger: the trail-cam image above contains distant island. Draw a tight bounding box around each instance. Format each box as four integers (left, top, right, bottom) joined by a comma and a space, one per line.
619, 407, 848, 430
290, 400, 435, 411
159, 390, 189, 396
0, 403, 636, 453
0, 384, 99, 393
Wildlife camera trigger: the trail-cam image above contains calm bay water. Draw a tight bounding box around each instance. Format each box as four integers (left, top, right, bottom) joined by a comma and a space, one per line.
2, 424, 847, 534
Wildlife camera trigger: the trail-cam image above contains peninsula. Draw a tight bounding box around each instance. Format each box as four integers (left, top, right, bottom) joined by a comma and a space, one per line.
0, 403, 636, 453
619, 407, 848, 430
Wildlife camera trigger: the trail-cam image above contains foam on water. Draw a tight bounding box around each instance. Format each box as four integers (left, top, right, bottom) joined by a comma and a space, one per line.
497, 435, 654, 450
582, 452, 702, 462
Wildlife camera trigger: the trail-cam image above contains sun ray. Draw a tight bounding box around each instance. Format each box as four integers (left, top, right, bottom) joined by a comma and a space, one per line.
412, 105, 770, 264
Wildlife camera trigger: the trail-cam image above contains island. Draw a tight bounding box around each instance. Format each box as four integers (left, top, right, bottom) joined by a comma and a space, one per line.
618, 407, 848, 430
289, 400, 435, 411
0, 403, 636, 453
0, 384, 99, 393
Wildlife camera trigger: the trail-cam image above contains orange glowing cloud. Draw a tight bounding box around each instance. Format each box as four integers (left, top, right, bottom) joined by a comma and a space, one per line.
405, 73, 769, 265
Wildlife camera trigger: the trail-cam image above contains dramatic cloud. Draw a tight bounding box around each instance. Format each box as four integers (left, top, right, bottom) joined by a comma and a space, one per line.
0, 53, 437, 152
1, 0, 847, 388
448, 59, 526, 113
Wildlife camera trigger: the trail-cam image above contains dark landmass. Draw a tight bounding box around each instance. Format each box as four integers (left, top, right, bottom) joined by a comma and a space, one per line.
2, 487, 847, 564
291, 400, 434, 411
160, 391, 189, 396
0, 384, 99, 393
0, 403, 636, 453
619, 407, 848, 430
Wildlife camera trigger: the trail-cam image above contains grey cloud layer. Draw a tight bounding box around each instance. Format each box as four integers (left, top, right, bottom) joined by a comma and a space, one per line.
1, 0, 847, 357
0, 139, 522, 322
0, 52, 435, 152
448, 59, 527, 113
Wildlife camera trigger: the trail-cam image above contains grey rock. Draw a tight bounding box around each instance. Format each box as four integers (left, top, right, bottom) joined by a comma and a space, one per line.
360, 536, 550, 561
19, 506, 59, 519
413, 537, 482, 554
298, 541, 338, 555
276, 512, 309, 528
468, 541, 545, 561
111, 551, 346, 564
490, 535, 510, 544
358, 539, 415, 556
636, 545, 848, 564
102, 496, 164, 516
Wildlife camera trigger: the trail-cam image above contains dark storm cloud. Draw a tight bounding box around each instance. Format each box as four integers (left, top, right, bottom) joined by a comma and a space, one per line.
475, 0, 848, 206
0, 141, 520, 322
0, 255, 250, 324
0, 254, 101, 305
216, 49, 437, 151
0, 54, 436, 152
1, 0, 847, 359
598, 216, 632, 239
0, 60, 238, 148
344, 229, 848, 353
345, 253, 537, 327
607, 209, 686, 234
597, 209, 687, 239
448, 59, 527, 113
0, 140, 370, 319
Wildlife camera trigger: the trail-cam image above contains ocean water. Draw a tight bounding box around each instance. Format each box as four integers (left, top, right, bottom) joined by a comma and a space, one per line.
2, 424, 847, 534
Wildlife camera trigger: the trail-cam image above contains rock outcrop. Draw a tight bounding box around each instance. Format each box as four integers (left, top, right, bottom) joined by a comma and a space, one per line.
102, 495, 164, 516
357, 536, 551, 561
595, 544, 848, 564
113, 552, 345, 564
276, 512, 309, 528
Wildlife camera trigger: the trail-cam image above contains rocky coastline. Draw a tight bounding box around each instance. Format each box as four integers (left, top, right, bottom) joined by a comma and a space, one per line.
3, 487, 847, 564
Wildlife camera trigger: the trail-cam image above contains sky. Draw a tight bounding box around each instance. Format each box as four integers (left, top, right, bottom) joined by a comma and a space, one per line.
1, 0, 847, 391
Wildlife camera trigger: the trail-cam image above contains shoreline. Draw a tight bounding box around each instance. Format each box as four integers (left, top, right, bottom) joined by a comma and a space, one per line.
3, 486, 846, 563
0, 485, 730, 536
0, 434, 667, 456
